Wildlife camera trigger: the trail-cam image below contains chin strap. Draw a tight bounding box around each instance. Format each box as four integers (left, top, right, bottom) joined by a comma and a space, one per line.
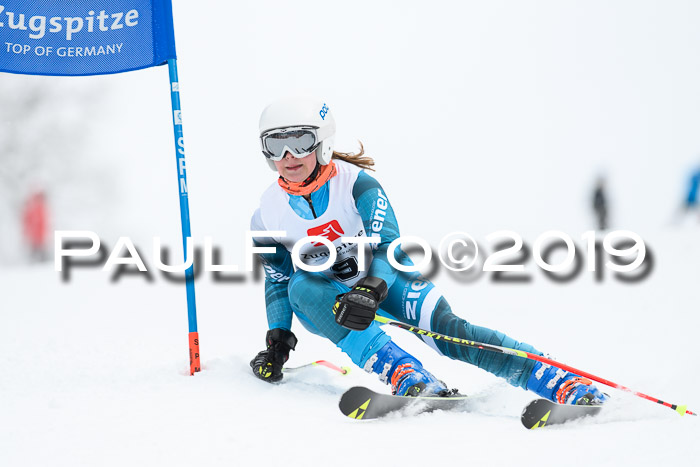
278, 161, 337, 196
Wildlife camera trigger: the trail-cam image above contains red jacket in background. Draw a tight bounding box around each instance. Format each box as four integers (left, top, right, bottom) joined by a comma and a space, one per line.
23, 193, 48, 248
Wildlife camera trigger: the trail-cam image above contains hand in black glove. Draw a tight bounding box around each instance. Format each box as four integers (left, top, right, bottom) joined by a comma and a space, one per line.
250, 328, 297, 383
333, 276, 389, 331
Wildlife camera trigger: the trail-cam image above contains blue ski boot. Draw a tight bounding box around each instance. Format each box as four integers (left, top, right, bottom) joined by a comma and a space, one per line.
527, 361, 609, 405
364, 340, 448, 397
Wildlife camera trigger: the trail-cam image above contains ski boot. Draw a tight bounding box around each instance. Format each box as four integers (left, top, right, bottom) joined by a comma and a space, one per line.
527, 361, 608, 405
364, 340, 449, 397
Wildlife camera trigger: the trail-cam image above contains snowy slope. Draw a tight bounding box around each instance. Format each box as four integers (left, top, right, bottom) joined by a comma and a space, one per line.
2, 229, 699, 467
2, 1, 700, 466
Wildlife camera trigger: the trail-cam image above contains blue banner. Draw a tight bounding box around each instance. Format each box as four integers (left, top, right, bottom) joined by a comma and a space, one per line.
0, 0, 176, 76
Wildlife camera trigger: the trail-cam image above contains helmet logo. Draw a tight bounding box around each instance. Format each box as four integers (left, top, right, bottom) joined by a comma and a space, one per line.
319, 103, 329, 120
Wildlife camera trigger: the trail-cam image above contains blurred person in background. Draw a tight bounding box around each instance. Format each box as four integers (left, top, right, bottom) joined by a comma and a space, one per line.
672, 164, 700, 225
592, 176, 608, 231
22, 190, 49, 262
683, 166, 700, 219
247, 97, 608, 406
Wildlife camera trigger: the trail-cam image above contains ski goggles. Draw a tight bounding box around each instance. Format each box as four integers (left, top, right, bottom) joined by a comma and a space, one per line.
260, 126, 320, 161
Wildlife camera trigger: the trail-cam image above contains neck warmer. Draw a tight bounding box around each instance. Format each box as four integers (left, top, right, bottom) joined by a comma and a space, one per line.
278, 161, 337, 196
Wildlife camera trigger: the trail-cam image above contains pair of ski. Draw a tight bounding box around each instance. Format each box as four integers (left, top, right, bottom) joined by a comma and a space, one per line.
339, 386, 602, 429
295, 318, 694, 425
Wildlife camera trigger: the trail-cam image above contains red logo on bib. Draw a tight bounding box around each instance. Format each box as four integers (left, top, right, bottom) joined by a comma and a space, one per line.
307, 220, 345, 246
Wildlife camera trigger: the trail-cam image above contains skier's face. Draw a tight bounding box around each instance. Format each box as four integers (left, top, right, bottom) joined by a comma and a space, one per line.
274, 151, 317, 182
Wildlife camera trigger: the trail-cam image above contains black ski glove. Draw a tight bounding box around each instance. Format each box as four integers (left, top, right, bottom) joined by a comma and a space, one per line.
333, 276, 389, 331
250, 328, 297, 383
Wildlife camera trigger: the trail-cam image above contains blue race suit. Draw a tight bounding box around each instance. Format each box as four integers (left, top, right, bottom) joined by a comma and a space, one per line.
251, 165, 540, 389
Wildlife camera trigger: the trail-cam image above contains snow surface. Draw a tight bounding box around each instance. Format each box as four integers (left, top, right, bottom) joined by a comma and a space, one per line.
2, 1, 700, 466
3, 233, 700, 467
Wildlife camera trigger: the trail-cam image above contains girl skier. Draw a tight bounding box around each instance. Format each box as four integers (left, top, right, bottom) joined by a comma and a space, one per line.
249, 97, 607, 405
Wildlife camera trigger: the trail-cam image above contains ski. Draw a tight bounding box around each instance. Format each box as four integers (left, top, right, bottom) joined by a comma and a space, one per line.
521, 398, 603, 429
339, 386, 468, 420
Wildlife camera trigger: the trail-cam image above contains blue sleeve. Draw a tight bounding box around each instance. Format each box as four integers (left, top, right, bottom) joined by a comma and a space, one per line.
255, 239, 295, 331
352, 171, 413, 289
251, 208, 295, 331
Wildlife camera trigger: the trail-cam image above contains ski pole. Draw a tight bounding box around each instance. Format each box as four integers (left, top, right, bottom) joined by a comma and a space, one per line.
284, 360, 351, 375
374, 315, 696, 416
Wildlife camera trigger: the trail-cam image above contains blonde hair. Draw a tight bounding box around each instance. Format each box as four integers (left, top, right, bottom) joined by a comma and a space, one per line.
331, 142, 375, 171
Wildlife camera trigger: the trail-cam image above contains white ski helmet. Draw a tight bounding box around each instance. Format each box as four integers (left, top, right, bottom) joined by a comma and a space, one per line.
258, 97, 336, 171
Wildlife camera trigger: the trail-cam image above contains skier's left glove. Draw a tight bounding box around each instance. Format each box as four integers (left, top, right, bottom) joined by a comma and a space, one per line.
333, 276, 389, 331
250, 328, 297, 383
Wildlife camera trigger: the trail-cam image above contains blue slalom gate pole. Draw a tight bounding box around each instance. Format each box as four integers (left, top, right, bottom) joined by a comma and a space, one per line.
167, 58, 200, 375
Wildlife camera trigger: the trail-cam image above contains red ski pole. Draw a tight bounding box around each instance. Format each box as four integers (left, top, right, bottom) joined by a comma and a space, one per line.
374, 315, 696, 416
284, 360, 351, 375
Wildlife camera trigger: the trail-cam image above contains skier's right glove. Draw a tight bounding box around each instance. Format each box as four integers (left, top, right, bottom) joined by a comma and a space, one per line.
250, 328, 298, 383
333, 276, 389, 331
